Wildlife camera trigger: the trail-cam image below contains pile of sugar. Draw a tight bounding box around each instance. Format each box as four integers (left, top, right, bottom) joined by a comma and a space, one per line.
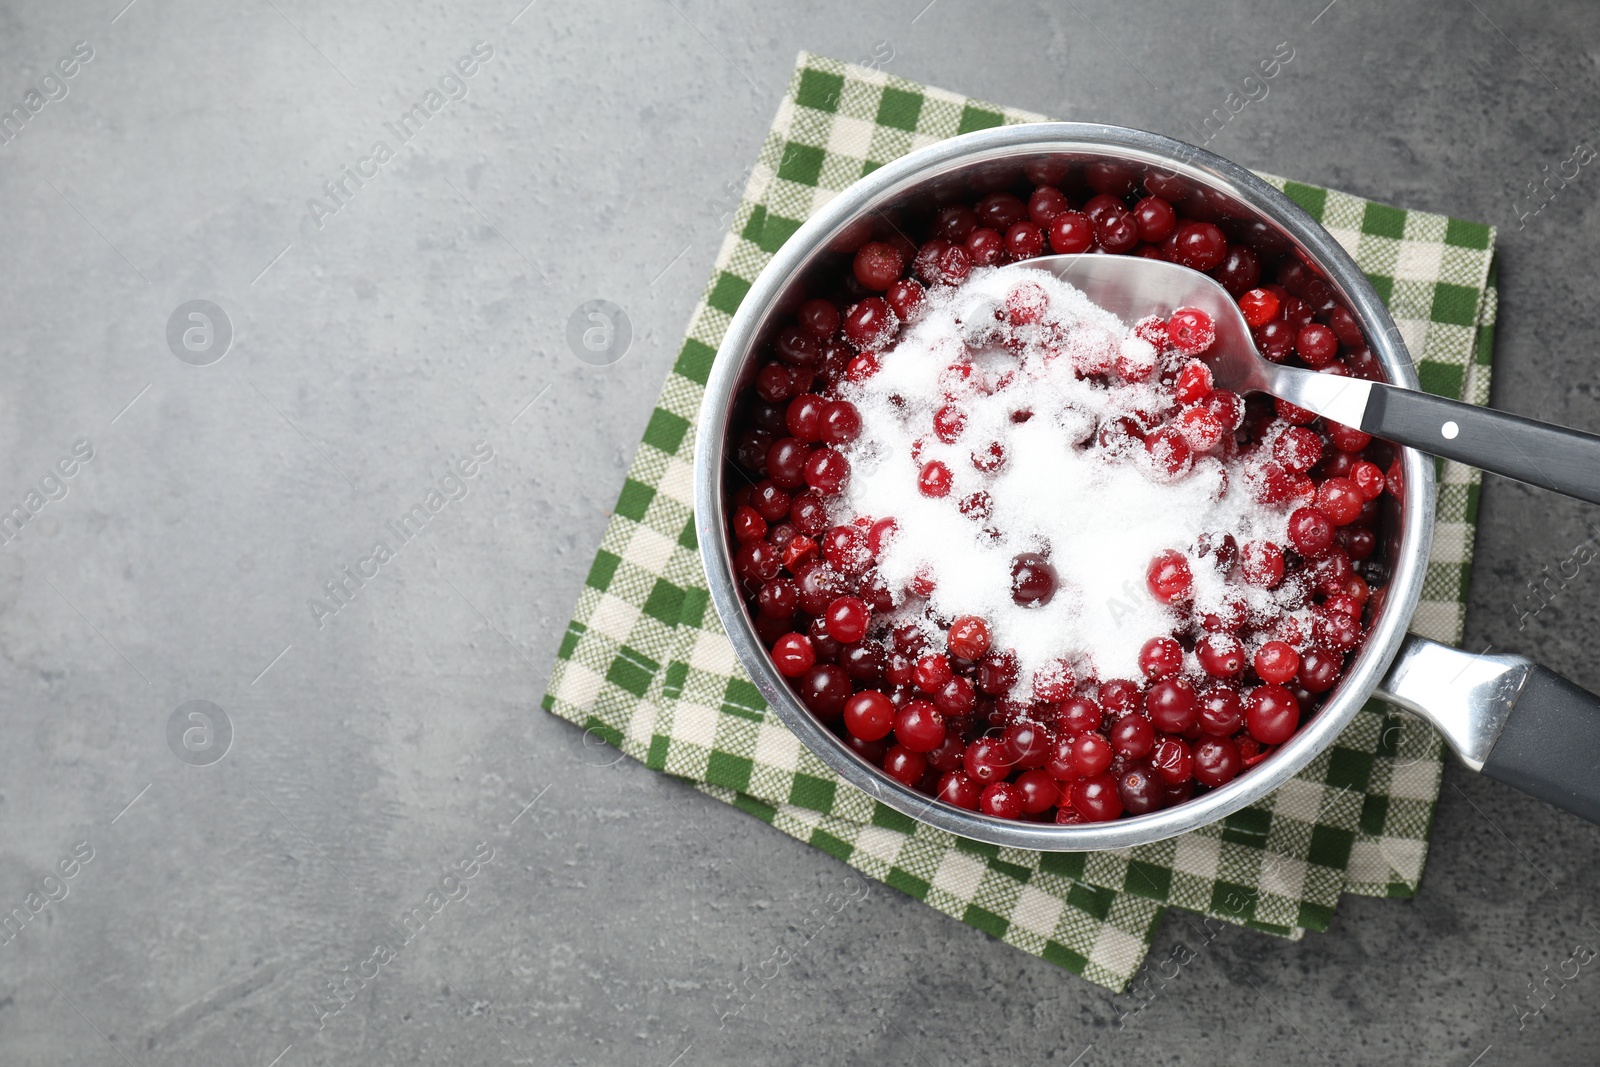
837, 266, 1299, 687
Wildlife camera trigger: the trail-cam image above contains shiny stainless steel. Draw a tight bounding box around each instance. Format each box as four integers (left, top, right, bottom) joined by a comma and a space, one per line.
1374, 635, 1532, 771
694, 122, 1437, 851
1016, 254, 1376, 431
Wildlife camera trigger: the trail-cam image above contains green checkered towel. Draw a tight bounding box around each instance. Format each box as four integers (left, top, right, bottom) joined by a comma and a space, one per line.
543, 52, 1499, 992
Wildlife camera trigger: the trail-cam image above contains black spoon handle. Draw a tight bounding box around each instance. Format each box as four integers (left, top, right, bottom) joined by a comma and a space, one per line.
1360, 385, 1600, 507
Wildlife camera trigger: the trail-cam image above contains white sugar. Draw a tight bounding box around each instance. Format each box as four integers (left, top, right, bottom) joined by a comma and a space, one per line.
838, 266, 1295, 687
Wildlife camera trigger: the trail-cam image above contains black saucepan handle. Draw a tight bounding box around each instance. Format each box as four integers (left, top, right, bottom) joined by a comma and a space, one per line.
1481, 665, 1600, 824
1359, 384, 1600, 507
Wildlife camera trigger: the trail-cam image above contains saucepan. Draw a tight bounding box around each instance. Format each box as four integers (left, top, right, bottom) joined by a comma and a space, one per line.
693, 122, 1600, 850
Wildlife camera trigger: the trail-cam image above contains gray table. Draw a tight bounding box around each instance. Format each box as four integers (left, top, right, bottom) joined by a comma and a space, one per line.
2, 1, 1597, 1064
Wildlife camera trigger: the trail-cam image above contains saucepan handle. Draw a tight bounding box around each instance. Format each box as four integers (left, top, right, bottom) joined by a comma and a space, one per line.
1375, 633, 1600, 824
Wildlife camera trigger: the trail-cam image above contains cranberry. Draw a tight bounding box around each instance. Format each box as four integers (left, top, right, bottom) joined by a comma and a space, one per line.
1253, 318, 1296, 362
972, 441, 1006, 472
797, 665, 852, 719
1171, 222, 1228, 272
933, 403, 967, 443
1212, 244, 1260, 295
1168, 308, 1216, 355
964, 227, 1004, 266
1095, 211, 1140, 253
883, 745, 928, 787
1295, 323, 1339, 368
1048, 210, 1095, 254
1014, 768, 1060, 814
1316, 477, 1364, 525
1072, 774, 1124, 822
840, 641, 886, 683
1118, 768, 1164, 815
1239, 539, 1285, 587
1003, 721, 1051, 770
1253, 641, 1300, 685
735, 540, 781, 584
977, 650, 1019, 695
976, 193, 1028, 230
731, 505, 767, 543
1032, 661, 1075, 703
1146, 679, 1198, 733
820, 400, 861, 445
1193, 737, 1242, 788
775, 326, 820, 367
1246, 684, 1300, 744
1144, 427, 1194, 480
1005, 221, 1046, 258
1070, 733, 1114, 777
965, 737, 1011, 783
894, 699, 946, 753
1110, 712, 1155, 759
1151, 737, 1194, 785
1238, 287, 1280, 326
823, 596, 870, 644
1028, 185, 1071, 225
1196, 632, 1245, 679
980, 780, 1025, 819
947, 615, 991, 660
1139, 636, 1184, 680
1099, 679, 1141, 714
803, 447, 849, 494
1313, 608, 1362, 652
765, 437, 809, 488
933, 675, 977, 716
1146, 549, 1193, 604
914, 239, 972, 286
937, 771, 982, 809
1010, 553, 1057, 607
1132, 196, 1177, 242
1299, 648, 1343, 693
842, 297, 897, 349
1197, 684, 1244, 736
1287, 506, 1337, 559
798, 298, 840, 338
918, 461, 953, 498
1058, 697, 1103, 736
913, 653, 954, 694
785, 393, 826, 441
821, 525, 869, 574
1174, 360, 1213, 405
1273, 426, 1323, 472
853, 241, 905, 291
770, 632, 815, 677
842, 689, 895, 741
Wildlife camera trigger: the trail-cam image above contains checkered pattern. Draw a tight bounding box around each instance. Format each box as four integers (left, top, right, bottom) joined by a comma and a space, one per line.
543, 52, 1499, 991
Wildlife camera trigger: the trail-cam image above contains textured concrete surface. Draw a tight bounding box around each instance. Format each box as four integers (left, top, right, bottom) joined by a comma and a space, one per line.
1, 1, 1598, 1064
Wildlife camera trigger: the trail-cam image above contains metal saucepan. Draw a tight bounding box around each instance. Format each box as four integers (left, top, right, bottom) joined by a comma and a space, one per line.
693, 122, 1600, 850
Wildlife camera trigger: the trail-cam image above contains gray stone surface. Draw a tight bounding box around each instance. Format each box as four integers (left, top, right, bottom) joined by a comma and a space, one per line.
0, 0, 1598, 1063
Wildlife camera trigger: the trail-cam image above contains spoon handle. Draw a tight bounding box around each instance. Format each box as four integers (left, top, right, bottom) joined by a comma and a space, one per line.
1359, 384, 1600, 507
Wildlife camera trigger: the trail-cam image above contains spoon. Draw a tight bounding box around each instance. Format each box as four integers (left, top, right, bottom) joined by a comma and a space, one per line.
1015, 253, 1600, 507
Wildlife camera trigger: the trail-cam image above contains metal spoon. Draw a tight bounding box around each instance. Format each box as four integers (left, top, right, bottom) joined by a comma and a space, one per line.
1016, 253, 1600, 507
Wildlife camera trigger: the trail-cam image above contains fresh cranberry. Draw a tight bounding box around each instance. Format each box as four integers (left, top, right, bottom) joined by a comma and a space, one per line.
1167, 308, 1215, 355
1110, 712, 1155, 758
1238, 287, 1280, 326
947, 615, 991, 660
977, 650, 1019, 695
797, 665, 851, 719
1196, 632, 1245, 679
965, 737, 1011, 783
1048, 210, 1095, 254
1253, 641, 1300, 685
913, 653, 954, 694
980, 780, 1025, 819
853, 241, 905, 291
1032, 661, 1075, 703
1139, 636, 1184, 680
1239, 539, 1285, 587
775, 326, 820, 367
823, 596, 869, 644
894, 699, 946, 753
883, 745, 928, 787
1144, 427, 1193, 480
1146, 549, 1193, 603
1316, 477, 1364, 525
1288, 506, 1337, 558
1058, 697, 1103, 736
1197, 685, 1244, 736
1273, 426, 1323, 473
770, 632, 815, 677
1171, 222, 1227, 272
975, 193, 1027, 230
1010, 553, 1057, 607
1151, 737, 1194, 785
798, 298, 840, 338
803, 447, 849, 494
1146, 679, 1199, 733
1013, 768, 1059, 814
731, 505, 767, 543
1193, 737, 1242, 787
842, 689, 895, 741
1099, 679, 1142, 714
1212, 244, 1260, 295
819, 401, 861, 445
1072, 774, 1124, 821
1005, 221, 1046, 258
1132, 196, 1177, 242
1253, 318, 1295, 361
964, 227, 1004, 266
842, 297, 897, 349
933, 675, 977, 716
917, 460, 953, 498
1299, 648, 1343, 693
1118, 768, 1164, 815
785, 393, 826, 441
1295, 323, 1339, 367
822, 525, 869, 575
839, 641, 886, 683
735, 540, 781, 584
933, 404, 967, 443
1246, 684, 1300, 744
972, 440, 1006, 472
1095, 211, 1140, 253
1028, 185, 1071, 225
1174, 361, 1213, 405
937, 770, 982, 809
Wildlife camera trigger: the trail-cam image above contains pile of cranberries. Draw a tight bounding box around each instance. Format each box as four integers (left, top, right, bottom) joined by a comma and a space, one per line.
725, 162, 1400, 823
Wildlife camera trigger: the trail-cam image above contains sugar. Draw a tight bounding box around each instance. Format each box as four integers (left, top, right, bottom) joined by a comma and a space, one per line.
838, 266, 1298, 689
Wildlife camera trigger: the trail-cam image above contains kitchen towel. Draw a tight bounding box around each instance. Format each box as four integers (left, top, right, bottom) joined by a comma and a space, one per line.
543, 52, 1499, 992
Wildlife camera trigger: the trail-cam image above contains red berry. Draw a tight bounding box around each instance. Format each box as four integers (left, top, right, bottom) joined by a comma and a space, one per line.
1167, 307, 1216, 355
1171, 222, 1228, 272
1048, 210, 1094, 254
1146, 679, 1199, 733
933, 404, 967, 443
913, 653, 953, 694
1315, 477, 1364, 525
1070, 733, 1114, 777
853, 241, 905, 290
1193, 737, 1242, 787
820, 400, 861, 445
1144, 427, 1194, 480
803, 447, 850, 494
731, 505, 768, 543
1151, 737, 1194, 784
1197, 685, 1244, 736
1246, 684, 1299, 744
947, 615, 991, 660
1146, 549, 1193, 603
1351, 461, 1386, 500
1196, 632, 1245, 678
1132, 196, 1177, 242
965, 737, 1011, 783
917, 460, 953, 498
1327, 422, 1373, 453
1295, 323, 1339, 367
964, 227, 1004, 266
1005, 282, 1050, 325
894, 699, 946, 753
1287, 506, 1337, 558
1273, 426, 1323, 473
824, 596, 870, 644
1253, 641, 1300, 685
980, 780, 1025, 819
1110, 712, 1155, 758
1033, 661, 1076, 703
842, 689, 895, 741
1015, 768, 1061, 814
842, 297, 898, 349
1072, 774, 1124, 821
1238, 287, 1280, 327
1028, 185, 1071, 225
1005, 221, 1046, 259
885, 278, 924, 321
771, 633, 815, 677
1139, 636, 1184, 679
1010, 553, 1057, 607
937, 771, 981, 809
1174, 360, 1213, 405
1239, 539, 1285, 587
1005, 721, 1052, 769
883, 745, 928, 786
1058, 697, 1103, 737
